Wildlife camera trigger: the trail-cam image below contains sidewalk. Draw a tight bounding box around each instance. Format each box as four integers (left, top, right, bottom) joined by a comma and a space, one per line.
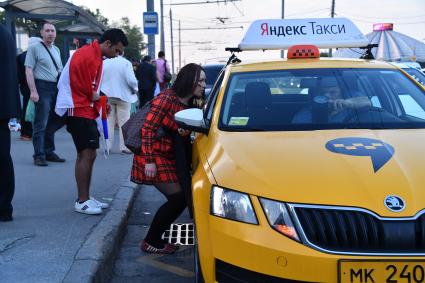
0, 128, 137, 283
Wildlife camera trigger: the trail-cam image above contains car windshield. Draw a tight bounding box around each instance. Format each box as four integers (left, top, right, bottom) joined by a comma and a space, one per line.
219, 68, 425, 131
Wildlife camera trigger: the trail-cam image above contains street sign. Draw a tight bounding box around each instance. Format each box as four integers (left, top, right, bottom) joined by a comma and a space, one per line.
143, 12, 158, 35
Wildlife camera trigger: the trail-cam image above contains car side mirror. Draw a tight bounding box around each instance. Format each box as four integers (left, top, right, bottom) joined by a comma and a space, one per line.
175, 108, 209, 134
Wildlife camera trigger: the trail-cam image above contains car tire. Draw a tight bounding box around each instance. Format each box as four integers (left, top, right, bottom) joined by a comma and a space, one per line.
194, 241, 205, 283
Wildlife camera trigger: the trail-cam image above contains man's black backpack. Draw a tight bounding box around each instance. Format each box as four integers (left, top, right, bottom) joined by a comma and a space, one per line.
122, 100, 166, 155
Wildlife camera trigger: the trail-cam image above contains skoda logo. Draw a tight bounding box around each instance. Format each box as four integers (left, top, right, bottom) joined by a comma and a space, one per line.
384, 195, 405, 212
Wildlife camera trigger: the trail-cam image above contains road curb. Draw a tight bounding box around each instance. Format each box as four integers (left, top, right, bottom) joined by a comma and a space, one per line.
62, 178, 139, 283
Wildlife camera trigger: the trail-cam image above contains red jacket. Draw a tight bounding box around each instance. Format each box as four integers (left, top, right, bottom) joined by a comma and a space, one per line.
69, 41, 103, 119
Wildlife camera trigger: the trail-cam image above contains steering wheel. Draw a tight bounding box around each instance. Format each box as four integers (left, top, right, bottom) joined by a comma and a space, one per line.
343, 107, 393, 123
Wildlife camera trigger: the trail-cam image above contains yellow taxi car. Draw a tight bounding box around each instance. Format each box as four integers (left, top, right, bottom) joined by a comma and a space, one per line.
175, 18, 425, 283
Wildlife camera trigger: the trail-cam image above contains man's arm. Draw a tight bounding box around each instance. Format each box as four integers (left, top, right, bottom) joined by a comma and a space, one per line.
342, 96, 372, 110
125, 61, 138, 94
25, 67, 39, 102
331, 96, 372, 112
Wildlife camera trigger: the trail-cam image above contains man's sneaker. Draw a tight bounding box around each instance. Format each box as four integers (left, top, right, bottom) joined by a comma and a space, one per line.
90, 197, 109, 209
74, 199, 102, 215
34, 158, 48, 167
46, 153, 66, 162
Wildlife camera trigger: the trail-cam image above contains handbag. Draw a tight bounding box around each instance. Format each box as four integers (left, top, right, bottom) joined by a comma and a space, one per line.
163, 60, 172, 83
122, 100, 167, 154
40, 42, 61, 82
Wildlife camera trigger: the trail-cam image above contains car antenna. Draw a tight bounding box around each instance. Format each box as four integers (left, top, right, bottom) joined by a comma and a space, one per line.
359, 44, 378, 60
225, 47, 242, 66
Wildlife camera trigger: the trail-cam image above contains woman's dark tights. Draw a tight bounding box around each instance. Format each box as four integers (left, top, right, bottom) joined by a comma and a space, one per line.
144, 182, 187, 248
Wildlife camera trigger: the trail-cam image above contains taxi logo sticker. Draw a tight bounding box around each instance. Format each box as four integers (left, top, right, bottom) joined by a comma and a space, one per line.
325, 137, 394, 172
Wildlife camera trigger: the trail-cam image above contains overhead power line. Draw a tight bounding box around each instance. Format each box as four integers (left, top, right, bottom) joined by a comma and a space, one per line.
340, 14, 425, 25
165, 0, 241, 6
180, 26, 243, 30
341, 12, 425, 20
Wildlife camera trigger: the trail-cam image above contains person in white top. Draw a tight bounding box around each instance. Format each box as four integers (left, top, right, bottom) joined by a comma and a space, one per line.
100, 55, 138, 154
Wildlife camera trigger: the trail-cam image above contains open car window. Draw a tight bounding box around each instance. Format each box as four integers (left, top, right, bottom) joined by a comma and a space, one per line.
219, 68, 425, 131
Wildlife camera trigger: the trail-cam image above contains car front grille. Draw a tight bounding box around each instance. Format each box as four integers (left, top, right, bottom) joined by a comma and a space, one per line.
215, 259, 312, 283
293, 206, 425, 254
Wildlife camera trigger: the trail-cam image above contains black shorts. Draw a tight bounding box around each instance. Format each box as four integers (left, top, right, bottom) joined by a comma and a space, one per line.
66, 116, 99, 153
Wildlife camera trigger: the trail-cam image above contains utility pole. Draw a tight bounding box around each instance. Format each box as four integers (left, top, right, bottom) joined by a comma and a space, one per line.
160, 0, 165, 53
169, 8, 175, 76
329, 0, 336, 57
281, 0, 285, 59
179, 20, 181, 71
147, 0, 155, 58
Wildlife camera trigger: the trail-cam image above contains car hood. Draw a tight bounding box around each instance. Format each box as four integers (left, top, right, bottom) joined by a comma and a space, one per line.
207, 129, 425, 217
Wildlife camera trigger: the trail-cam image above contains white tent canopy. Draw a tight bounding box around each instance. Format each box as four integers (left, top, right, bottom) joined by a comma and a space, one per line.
334, 29, 425, 62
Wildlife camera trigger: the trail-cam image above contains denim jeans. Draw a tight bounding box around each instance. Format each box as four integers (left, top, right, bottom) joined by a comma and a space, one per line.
0, 119, 14, 216
32, 80, 65, 159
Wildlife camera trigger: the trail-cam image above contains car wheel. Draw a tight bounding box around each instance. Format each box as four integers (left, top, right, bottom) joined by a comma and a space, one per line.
194, 241, 205, 283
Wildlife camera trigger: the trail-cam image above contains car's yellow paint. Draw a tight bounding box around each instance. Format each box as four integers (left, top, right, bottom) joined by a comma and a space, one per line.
191, 58, 425, 282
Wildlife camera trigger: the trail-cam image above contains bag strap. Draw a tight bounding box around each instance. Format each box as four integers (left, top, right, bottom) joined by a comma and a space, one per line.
40, 42, 60, 72
163, 59, 168, 72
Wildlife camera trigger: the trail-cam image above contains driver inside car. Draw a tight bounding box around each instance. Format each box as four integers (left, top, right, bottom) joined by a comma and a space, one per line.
292, 77, 372, 123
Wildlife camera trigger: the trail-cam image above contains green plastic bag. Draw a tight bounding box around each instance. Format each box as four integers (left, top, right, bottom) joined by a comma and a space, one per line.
25, 100, 35, 123
130, 102, 138, 117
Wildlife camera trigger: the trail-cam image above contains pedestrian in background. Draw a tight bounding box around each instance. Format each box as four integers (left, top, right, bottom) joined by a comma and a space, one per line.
0, 24, 21, 222
56, 29, 128, 215
17, 37, 42, 141
155, 51, 170, 91
101, 54, 138, 154
136, 55, 157, 107
25, 22, 65, 166
131, 63, 206, 254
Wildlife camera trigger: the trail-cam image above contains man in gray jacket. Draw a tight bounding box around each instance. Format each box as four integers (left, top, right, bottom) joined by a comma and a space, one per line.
0, 24, 20, 222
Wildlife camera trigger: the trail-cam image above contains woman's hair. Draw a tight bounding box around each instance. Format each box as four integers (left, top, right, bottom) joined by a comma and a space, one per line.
172, 63, 204, 99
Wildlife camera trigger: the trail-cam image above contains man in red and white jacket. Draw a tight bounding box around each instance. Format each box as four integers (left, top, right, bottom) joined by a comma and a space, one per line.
56, 29, 128, 215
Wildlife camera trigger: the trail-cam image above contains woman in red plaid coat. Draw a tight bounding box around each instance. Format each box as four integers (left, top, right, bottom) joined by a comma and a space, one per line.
131, 63, 206, 254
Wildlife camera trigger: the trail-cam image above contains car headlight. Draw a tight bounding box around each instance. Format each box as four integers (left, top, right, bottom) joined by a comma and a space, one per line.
210, 186, 258, 224
259, 198, 300, 242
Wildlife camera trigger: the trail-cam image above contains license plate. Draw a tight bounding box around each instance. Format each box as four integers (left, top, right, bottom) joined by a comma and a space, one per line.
338, 260, 425, 283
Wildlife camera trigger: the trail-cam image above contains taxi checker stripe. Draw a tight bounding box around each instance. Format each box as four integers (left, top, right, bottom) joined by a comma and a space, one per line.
332, 143, 384, 150
292, 49, 315, 57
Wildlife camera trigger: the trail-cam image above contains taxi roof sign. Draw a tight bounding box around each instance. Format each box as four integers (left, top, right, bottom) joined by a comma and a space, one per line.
239, 18, 368, 51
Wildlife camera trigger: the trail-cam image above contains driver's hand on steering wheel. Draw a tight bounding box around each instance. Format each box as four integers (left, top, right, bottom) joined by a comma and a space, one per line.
330, 97, 371, 111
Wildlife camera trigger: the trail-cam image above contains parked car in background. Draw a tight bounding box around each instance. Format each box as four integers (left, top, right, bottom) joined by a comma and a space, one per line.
202, 63, 225, 97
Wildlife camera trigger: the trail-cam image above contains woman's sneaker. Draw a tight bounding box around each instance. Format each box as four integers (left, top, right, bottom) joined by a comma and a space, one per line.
139, 240, 179, 254
90, 197, 109, 209
74, 199, 102, 215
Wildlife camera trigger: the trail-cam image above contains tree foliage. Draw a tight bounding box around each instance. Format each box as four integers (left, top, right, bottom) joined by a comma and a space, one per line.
82, 7, 109, 27
112, 17, 146, 63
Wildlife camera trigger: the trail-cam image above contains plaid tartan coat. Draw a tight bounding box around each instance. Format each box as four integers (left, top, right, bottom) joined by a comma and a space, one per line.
131, 89, 187, 184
